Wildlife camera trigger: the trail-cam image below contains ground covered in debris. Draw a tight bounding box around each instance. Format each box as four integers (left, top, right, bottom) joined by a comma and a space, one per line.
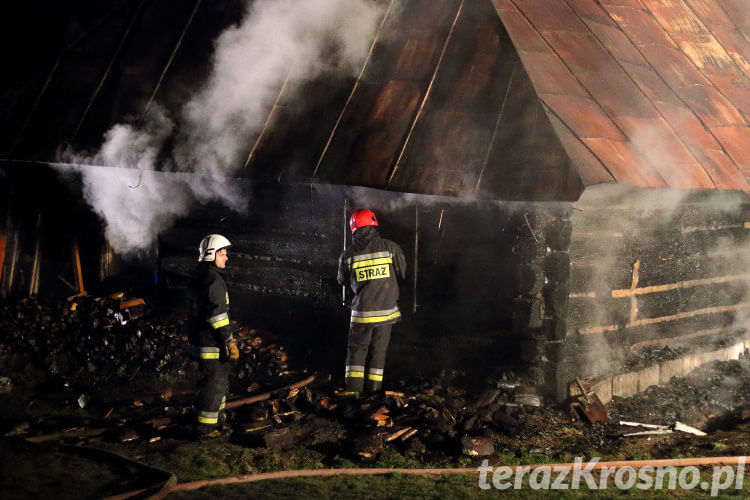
1, 294, 750, 499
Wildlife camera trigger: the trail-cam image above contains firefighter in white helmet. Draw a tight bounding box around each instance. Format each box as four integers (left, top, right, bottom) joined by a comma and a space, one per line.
187, 234, 239, 437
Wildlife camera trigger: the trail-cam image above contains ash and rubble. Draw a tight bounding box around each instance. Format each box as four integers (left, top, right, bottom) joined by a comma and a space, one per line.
2, 294, 750, 464
622, 345, 692, 372
609, 355, 750, 430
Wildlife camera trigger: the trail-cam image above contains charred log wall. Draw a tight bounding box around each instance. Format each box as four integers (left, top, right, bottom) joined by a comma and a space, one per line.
561, 185, 750, 400
508, 206, 573, 401
158, 181, 574, 382
0, 168, 579, 392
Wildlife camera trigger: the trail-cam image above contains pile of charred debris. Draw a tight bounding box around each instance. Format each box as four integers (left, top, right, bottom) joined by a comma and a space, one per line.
2, 293, 750, 465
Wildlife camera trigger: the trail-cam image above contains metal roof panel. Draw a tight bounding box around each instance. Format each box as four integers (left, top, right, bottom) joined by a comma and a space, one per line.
683, 0, 736, 29
496, 10, 549, 52
576, 70, 660, 119
699, 148, 750, 189
604, 5, 678, 48
363, 30, 446, 84
655, 100, 725, 152
516, 50, 589, 97
616, 116, 716, 188
711, 126, 750, 173
513, 0, 589, 32
622, 62, 684, 105
490, 0, 518, 13
714, 2, 750, 41
587, 22, 649, 67
600, 0, 646, 8
642, 0, 711, 36
566, 0, 619, 27
709, 25, 750, 76
541, 93, 626, 141
676, 83, 747, 126
546, 111, 616, 186
581, 138, 667, 187
542, 31, 622, 75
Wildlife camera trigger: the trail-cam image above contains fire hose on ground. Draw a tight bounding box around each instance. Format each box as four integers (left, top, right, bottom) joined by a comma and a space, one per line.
99, 456, 749, 500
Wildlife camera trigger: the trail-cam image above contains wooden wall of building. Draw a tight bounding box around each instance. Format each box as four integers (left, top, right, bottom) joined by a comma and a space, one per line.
556, 185, 750, 399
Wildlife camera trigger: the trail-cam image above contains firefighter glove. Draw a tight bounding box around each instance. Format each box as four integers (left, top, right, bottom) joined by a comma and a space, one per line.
228, 342, 240, 362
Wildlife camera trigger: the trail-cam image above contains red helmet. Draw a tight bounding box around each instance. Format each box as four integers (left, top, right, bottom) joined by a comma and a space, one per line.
350, 209, 378, 233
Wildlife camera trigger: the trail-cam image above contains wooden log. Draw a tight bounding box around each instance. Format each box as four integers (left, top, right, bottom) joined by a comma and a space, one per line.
542, 283, 569, 319
544, 251, 570, 283
624, 430, 673, 437
619, 421, 669, 430
571, 197, 750, 235
400, 428, 418, 441
612, 273, 750, 299
569, 261, 633, 295
224, 374, 316, 410
673, 421, 706, 436
635, 281, 748, 319
520, 336, 546, 363
512, 297, 544, 330
577, 310, 737, 348
569, 216, 749, 264
568, 296, 630, 330
544, 337, 566, 360
513, 236, 547, 260
543, 220, 572, 251
636, 254, 750, 288
25, 427, 107, 443
517, 263, 544, 296
571, 256, 750, 307
542, 319, 567, 341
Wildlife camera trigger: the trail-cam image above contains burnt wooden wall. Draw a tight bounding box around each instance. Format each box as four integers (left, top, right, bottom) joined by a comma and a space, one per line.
1, 168, 572, 385
556, 186, 750, 399
158, 181, 574, 380
7, 170, 749, 399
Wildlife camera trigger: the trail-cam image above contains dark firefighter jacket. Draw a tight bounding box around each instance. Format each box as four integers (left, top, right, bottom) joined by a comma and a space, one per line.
337, 226, 406, 325
187, 263, 234, 360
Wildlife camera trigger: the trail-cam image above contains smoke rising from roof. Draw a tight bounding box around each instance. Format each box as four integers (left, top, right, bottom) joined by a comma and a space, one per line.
60, 0, 385, 254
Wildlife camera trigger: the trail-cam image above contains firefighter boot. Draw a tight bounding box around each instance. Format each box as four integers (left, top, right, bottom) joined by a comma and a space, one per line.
365, 377, 383, 396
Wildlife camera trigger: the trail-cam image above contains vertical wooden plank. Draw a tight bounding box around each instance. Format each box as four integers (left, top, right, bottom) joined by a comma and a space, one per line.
0, 231, 6, 287
73, 237, 86, 295
28, 214, 42, 297
5, 229, 21, 297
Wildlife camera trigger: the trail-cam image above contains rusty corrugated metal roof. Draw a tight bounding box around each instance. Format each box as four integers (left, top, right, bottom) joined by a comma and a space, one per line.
6, 0, 750, 198
491, 0, 750, 191
278, 0, 582, 199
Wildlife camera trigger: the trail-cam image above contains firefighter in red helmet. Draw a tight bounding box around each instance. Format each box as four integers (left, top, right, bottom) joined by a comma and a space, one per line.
337, 209, 406, 397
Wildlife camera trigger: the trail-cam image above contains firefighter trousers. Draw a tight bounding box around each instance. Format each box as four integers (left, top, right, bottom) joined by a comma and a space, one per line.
195, 359, 231, 433
344, 323, 392, 393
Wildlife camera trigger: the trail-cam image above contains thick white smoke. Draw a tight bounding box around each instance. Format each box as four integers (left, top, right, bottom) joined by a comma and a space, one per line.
61, 0, 385, 254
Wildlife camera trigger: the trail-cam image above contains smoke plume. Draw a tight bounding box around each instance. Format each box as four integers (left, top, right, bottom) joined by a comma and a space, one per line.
61, 0, 385, 254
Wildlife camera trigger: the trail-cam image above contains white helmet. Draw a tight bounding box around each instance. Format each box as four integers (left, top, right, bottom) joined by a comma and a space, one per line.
198, 234, 232, 262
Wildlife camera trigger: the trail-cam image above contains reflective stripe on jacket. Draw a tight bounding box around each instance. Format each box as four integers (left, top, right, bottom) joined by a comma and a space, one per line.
338, 226, 406, 325
187, 263, 233, 358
